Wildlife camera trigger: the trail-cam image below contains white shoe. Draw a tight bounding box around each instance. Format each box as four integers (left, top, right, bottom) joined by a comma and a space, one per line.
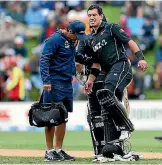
131, 151, 144, 160
92, 154, 102, 162
123, 151, 134, 159
97, 156, 115, 162
113, 154, 135, 161
116, 151, 144, 162
119, 131, 131, 140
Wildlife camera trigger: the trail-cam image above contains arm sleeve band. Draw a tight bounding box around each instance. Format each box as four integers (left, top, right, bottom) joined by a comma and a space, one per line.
90, 68, 100, 78
135, 50, 145, 60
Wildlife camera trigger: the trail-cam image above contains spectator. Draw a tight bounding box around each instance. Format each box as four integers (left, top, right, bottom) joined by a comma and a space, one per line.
67, 5, 87, 21
4, 48, 16, 69
40, 2, 68, 43
67, 4, 89, 34
128, 53, 145, 99
0, 53, 7, 101
139, 15, 156, 52
24, 55, 43, 93
14, 36, 27, 58
40, 1, 55, 10
0, 52, 6, 71
24, 1, 46, 26
121, 1, 143, 17
0, 16, 18, 54
119, 15, 131, 37
5, 58, 25, 101
54, 2, 68, 29
40, 20, 57, 43
66, 0, 84, 11
144, 1, 161, 23
45, 20, 57, 38
154, 1, 162, 35
119, 15, 132, 56
0, 71, 6, 101
13, 36, 28, 69
154, 36, 162, 90
6, 2, 24, 23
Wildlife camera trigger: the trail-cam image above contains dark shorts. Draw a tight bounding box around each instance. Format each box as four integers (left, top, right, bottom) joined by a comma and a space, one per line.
43, 84, 73, 112
104, 61, 132, 94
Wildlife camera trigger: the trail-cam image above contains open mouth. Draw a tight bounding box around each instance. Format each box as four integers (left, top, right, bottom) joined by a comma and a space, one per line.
90, 20, 95, 24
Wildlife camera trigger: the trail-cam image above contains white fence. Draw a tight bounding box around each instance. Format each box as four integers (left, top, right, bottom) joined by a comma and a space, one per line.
0, 100, 162, 131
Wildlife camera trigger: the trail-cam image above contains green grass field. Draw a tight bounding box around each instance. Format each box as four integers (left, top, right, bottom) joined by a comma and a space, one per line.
1, 157, 162, 164
0, 131, 162, 164
0, 131, 162, 152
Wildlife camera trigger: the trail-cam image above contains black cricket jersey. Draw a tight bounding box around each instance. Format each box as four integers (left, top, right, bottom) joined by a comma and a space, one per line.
91, 21, 131, 72
76, 34, 94, 75
76, 35, 93, 66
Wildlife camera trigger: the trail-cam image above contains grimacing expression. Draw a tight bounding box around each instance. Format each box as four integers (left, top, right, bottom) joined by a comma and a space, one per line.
68, 30, 78, 41
88, 9, 103, 28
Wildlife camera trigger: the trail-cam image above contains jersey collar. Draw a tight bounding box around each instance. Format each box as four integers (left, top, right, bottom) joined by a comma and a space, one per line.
57, 30, 70, 41
92, 21, 107, 35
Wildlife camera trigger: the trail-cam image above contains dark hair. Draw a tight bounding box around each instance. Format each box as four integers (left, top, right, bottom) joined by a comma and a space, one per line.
66, 25, 71, 32
87, 4, 103, 15
67, 24, 74, 34
103, 14, 107, 22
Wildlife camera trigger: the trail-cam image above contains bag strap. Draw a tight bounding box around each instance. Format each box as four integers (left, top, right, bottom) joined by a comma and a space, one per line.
39, 90, 55, 103
39, 91, 44, 103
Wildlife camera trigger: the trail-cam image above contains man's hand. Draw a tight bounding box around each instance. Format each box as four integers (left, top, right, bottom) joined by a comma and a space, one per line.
138, 60, 148, 72
43, 84, 52, 91
85, 79, 93, 94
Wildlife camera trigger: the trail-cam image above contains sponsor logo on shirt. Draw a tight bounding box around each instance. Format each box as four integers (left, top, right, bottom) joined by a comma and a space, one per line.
119, 29, 125, 33
78, 31, 85, 34
65, 41, 70, 48
93, 39, 107, 52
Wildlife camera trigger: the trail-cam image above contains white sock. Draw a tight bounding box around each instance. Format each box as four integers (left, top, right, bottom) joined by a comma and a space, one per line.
47, 148, 55, 153
55, 148, 62, 153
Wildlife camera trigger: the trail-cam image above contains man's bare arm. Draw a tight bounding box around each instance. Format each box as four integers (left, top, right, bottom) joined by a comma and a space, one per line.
128, 40, 148, 72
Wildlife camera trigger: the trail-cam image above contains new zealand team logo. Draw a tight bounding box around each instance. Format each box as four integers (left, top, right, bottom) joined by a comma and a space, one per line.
65, 41, 70, 48
93, 39, 107, 52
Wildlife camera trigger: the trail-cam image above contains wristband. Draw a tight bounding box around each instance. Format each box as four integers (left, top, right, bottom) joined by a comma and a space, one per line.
90, 68, 100, 78
135, 50, 145, 60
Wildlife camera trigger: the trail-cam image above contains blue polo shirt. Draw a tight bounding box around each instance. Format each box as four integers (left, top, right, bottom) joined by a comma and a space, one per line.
40, 30, 76, 86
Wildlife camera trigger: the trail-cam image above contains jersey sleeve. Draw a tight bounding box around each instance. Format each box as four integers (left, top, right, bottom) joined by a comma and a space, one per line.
92, 51, 99, 63
40, 35, 60, 85
111, 24, 131, 43
76, 40, 93, 65
76, 40, 86, 63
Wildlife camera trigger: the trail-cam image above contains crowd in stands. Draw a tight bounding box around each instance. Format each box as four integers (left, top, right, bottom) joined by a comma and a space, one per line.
119, 1, 162, 99
0, 0, 162, 101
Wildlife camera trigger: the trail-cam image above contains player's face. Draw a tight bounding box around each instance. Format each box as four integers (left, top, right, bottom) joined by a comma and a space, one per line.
88, 9, 103, 28
68, 31, 78, 41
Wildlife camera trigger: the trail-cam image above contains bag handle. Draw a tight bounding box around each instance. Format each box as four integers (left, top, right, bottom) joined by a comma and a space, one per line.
39, 90, 55, 103
39, 91, 44, 103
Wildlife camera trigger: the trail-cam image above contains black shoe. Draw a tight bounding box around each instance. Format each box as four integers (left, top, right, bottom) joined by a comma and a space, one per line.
44, 150, 64, 161
155, 136, 162, 141
57, 150, 75, 161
